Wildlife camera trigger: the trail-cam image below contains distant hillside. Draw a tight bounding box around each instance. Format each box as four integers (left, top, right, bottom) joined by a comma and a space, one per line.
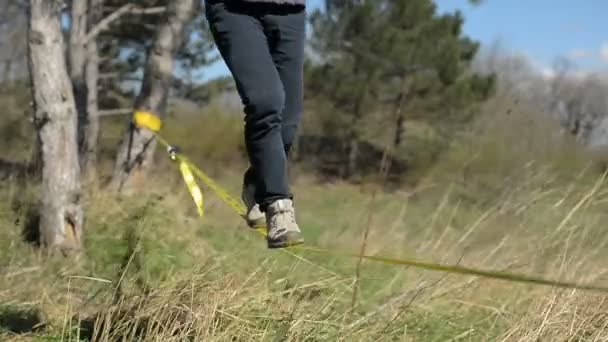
472, 48, 608, 152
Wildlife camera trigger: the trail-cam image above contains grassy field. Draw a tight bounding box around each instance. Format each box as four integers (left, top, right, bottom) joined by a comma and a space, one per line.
2, 96, 608, 341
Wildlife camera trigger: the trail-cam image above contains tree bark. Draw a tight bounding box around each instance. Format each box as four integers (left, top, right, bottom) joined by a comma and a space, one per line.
344, 92, 364, 179
27, 0, 84, 255
2, 59, 12, 84
346, 137, 359, 179
27, 132, 42, 178
392, 91, 407, 150
393, 114, 404, 148
68, 0, 89, 152
81, 0, 101, 181
110, 0, 197, 193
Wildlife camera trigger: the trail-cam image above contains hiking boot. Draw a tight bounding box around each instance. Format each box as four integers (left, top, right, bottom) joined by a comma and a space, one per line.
265, 199, 304, 249
241, 181, 266, 228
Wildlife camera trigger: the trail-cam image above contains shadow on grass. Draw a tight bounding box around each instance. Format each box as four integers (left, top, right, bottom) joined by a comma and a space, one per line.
1, 157, 41, 246
0, 305, 46, 335
76, 308, 169, 341
20, 205, 40, 246
9, 198, 41, 247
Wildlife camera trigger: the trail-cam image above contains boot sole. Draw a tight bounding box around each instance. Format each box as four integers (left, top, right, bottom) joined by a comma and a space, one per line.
267, 233, 304, 249
246, 217, 266, 229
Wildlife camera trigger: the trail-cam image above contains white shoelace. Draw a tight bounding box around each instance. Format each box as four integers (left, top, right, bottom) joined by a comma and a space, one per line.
269, 209, 296, 234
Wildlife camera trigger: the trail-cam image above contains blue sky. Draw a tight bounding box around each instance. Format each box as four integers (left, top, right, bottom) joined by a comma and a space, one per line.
434, 0, 608, 71
203, 0, 608, 81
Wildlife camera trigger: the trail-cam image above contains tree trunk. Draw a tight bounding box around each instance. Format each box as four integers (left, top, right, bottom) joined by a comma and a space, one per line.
2, 59, 12, 84
393, 114, 404, 148
81, 0, 101, 182
27, 132, 42, 178
69, 0, 88, 153
392, 92, 407, 150
346, 137, 359, 179
27, 0, 84, 255
344, 92, 364, 179
110, 0, 197, 193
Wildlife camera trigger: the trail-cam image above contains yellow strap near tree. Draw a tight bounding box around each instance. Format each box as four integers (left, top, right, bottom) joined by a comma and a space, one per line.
133, 110, 162, 132
131, 111, 203, 216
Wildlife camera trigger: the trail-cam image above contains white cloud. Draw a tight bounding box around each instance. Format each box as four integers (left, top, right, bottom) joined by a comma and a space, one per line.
568, 48, 593, 59
524, 55, 555, 79
600, 44, 608, 63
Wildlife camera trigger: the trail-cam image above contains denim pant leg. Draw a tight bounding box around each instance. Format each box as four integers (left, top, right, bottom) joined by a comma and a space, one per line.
243, 5, 306, 205
205, 0, 292, 209
264, 7, 306, 157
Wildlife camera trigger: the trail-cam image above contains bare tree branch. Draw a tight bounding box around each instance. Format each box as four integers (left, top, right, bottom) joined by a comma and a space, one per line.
102, 5, 167, 14
99, 108, 132, 116
99, 72, 120, 79
99, 72, 142, 82
84, 5, 167, 44
84, 4, 132, 43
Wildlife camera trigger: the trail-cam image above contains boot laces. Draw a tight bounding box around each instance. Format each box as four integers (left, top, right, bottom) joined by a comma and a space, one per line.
269, 206, 296, 232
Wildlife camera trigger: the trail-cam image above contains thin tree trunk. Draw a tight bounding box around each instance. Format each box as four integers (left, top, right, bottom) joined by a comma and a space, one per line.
346, 137, 359, 179
377, 92, 407, 186
27, 0, 84, 255
393, 114, 404, 147
345, 92, 364, 179
69, 0, 88, 153
392, 92, 407, 150
110, 0, 197, 193
2, 59, 12, 85
81, 0, 101, 181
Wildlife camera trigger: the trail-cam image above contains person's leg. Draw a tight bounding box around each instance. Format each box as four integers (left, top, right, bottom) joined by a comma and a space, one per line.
257, 5, 306, 248
264, 5, 306, 158
206, 1, 304, 248
241, 166, 265, 227
205, 0, 290, 210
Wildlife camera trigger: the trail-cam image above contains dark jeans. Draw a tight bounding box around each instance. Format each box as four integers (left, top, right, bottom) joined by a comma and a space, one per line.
205, 0, 305, 210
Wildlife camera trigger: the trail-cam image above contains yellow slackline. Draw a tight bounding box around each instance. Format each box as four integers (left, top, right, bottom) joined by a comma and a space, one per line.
132, 112, 608, 294
178, 161, 204, 217
134, 111, 204, 217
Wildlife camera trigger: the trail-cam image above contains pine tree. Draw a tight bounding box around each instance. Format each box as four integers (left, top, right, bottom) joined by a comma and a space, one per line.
306, 0, 495, 178
377, 1, 495, 151
308, 1, 387, 178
